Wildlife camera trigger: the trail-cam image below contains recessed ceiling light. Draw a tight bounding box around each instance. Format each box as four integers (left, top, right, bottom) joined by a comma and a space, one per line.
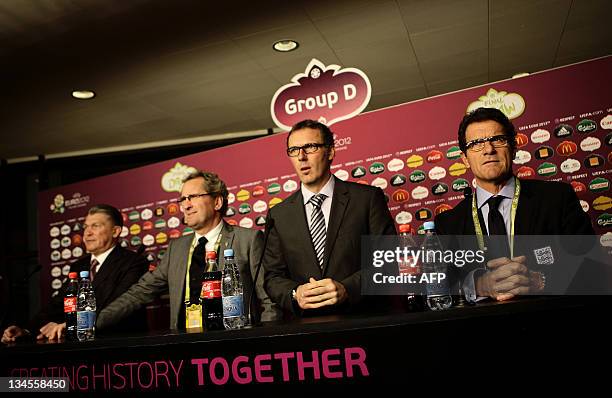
72, 90, 95, 99
512, 72, 530, 79
273, 39, 299, 52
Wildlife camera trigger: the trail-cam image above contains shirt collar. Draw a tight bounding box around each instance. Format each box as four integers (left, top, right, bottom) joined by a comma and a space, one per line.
91, 245, 115, 265
193, 220, 224, 247
301, 175, 335, 205
476, 176, 515, 209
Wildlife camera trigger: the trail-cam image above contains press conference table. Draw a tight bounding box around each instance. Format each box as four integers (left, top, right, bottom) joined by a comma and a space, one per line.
1, 296, 608, 391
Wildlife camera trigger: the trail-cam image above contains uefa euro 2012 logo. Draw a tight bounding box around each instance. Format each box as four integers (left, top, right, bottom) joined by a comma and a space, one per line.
50, 194, 65, 214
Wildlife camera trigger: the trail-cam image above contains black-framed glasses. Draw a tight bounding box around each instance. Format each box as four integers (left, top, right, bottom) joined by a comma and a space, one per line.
465, 135, 509, 152
286, 143, 328, 157
178, 193, 213, 205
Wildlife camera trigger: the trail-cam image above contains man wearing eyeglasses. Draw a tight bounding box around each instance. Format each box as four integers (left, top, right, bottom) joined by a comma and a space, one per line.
263, 119, 396, 317
434, 107, 594, 302
97, 171, 281, 331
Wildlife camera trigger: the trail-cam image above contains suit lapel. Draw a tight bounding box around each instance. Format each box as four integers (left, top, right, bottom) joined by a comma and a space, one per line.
91, 246, 119, 291
218, 222, 235, 270
322, 179, 349, 274
513, 179, 535, 235
289, 190, 321, 276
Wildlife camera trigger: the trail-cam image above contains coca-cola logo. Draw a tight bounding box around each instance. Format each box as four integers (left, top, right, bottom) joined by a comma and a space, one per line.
271, 59, 371, 130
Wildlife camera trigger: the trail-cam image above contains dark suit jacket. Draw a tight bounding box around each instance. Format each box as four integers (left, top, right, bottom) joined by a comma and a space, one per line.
31, 245, 149, 333
434, 178, 600, 294
263, 177, 397, 316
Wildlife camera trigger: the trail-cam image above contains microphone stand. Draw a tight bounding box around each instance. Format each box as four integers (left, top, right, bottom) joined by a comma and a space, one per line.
248, 217, 274, 327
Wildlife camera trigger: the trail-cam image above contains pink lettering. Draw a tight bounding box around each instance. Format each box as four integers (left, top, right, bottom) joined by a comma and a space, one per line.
297, 351, 320, 381
92, 363, 107, 390
76, 365, 89, 391
322, 349, 343, 378
273, 352, 294, 381
137, 362, 154, 389
209, 357, 230, 385
345, 347, 369, 377
191, 358, 209, 385
232, 356, 252, 384
112, 363, 126, 390
154, 361, 170, 388
254, 354, 273, 383
169, 360, 184, 387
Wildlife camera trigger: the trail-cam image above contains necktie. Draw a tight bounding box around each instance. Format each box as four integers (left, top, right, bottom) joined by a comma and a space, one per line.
486, 196, 510, 258
308, 194, 327, 268
188, 236, 208, 304
90, 258, 99, 281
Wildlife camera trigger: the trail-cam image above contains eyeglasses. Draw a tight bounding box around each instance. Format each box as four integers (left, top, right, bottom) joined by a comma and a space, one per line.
465, 135, 509, 152
286, 143, 328, 157
178, 193, 213, 205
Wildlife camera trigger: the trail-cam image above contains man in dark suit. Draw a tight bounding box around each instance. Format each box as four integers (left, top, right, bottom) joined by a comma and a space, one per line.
96, 171, 281, 331
1, 204, 148, 343
263, 120, 397, 316
435, 107, 596, 302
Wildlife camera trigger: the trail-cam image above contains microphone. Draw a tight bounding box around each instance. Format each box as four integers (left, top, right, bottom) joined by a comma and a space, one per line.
248, 217, 275, 327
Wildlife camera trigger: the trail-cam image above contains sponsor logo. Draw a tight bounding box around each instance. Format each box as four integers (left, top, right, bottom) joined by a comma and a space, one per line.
239, 217, 254, 229
452, 178, 469, 192
161, 162, 197, 193
560, 158, 581, 174
269, 198, 283, 208
120, 239, 129, 248
142, 221, 153, 231
252, 186, 265, 197
411, 186, 429, 200
130, 236, 142, 247
417, 225, 426, 235
141, 209, 153, 220
155, 219, 166, 229
50, 194, 65, 214
466, 88, 525, 119
531, 129, 550, 143
593, 196, 612, 211
432, 183, 449, 195
584, 154, 604, 168
51, 266, 62, 278
556, 141, 577, 156
536, 162, 557, 177
428, 166, 446, 180
267, 183, 281, 195
156, 232, 168, 244
128, 211, 140, 222
334, 169, 349, 181
600, 232, 612, 247
146, 253, 156, 262
580, 137, 601, 152
406, 155, 424, 168
395, 211, 413, 225
356, 180, 368, 185
390, 174, 407, 187
72, 222, 82, 232
167, 203, 179, 215
239, 203, 252, 215
554, 124, 573, 138
415, 208, 432, 221
142, 234, 155, 246
387, 158, 404, 172
283, 180, 298, 192
168, 229, 181, 239
120, 226, 129, 238
158, 250, 166, 260
255, 216, 267, 226
225, 207, 237, 217
237, 189, 250, 201
51, 279, 63, 290
571, 181, 587, 194
61, 236, 71, 247
515, 133, 529, 148
72, 235, 82, 246
182, 228, 194, 236
72, 247, 83, 258
129, 224, 141, 235
122, 213, 128, 223
513, 150, 531, 165
369, 162, 385, 175
61, 248, 72, 260
597, 213, 612, 228
371, 177, 387, 190
60, 225, 71, 235
167, 217, 181, 229
50, 239, 60, 249
409, 170, 426, 183
606, 133, 612, 147
446, 146, 462, 160
426, 150, 444, 163
50, 227, 60, 237
392, 189, 410, 203
601, 115, 612, 130
227, 193, 236, 204
155, 207, 165, 217
253, 200, 267, 213
589, 178, 610, 193
50, 250, 61, 261
352, 166, 367, 178
516, 166, 535, 179
435, 204, 453, 215
535, 146, 554, 160
449, 162, 467, 176
577, 119, 597, 134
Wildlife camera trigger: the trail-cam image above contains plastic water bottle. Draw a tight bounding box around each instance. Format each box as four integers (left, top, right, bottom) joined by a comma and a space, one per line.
398, 224, 424, 312
76, 271, 96, 341
222, 249, 247, 329
200, 251, 224, 330
63, 272, 79, 341
422, 221, 453, 310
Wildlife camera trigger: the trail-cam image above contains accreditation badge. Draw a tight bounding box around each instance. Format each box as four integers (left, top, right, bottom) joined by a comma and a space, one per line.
185, 303, 203, 330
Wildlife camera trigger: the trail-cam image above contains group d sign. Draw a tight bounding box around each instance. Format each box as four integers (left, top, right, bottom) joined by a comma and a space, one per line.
271, 58, 372, 130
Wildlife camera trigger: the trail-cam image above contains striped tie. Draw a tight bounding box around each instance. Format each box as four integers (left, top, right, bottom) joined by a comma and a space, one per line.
308, 193, 327, 268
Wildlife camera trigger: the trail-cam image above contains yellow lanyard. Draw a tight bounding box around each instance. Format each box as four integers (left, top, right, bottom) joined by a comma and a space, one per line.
471, 177, 520, 258
184, 232, 222, 303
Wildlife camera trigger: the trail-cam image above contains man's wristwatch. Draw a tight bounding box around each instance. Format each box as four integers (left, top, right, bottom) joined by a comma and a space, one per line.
529, 271, 546, 292
291, 289, 297, 301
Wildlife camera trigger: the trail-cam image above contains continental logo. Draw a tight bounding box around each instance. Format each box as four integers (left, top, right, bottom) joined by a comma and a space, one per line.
584, 154, 604, 168
237, 189, 250, 201
571, 181, 587, 194
449, 162, 467, 176
593, 196, 612, 211
435, 204, 453, 215
371, 177, 387, 190
560, 158, 581, 174
269, 197, 283, 208
392, 189, 410, 203
239, 203, 251, 215
577, 119, 597, 134
516, 166, 535, 179
426, 150, 443, 163
369, 162, 385, 175
390, 174, 407, 187
225, 207, 236, 217
452, 178, 469, 192
596, 213, 612, 227
409, 170, 426, 183
446, 146, 462, 160
411, 186, 429, 200
556, 141, 577, 156
253, 200, 267, 213
535, 146, 554, 160
531, 129, 550, 144
513, 150, 531, 165
239, 217, 254, 229
142, 234, 155, 247
515, 133, 529, 148
431, 183, 449, 196
167, 217, 181, 229
428, 166, 446, 181
129, 224, 141, 235
536, 162, 557, 177
387, 158, 404, 172
252, 186, 265, 197
334, 169, 349, 181
352, 166, 367, 178
466, 87, 525, 119
554, 124, 573, 138
267, 183, 281, 194
395, 211, 412, 225
406, 155, 423, 168
415, 208, 432, 221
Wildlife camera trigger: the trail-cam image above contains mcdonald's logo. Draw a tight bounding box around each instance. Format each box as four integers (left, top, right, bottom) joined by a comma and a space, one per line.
556, 141, 577, 156
392, 189, 410, 203
515, 133, 528, 148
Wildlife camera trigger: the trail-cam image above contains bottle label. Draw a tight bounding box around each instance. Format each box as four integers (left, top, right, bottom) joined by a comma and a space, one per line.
76, 310, 96, 329
201, 280, 222, 299
64, 297, 77, 313
222, 295, 244, 317
398, 258, 421, 276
